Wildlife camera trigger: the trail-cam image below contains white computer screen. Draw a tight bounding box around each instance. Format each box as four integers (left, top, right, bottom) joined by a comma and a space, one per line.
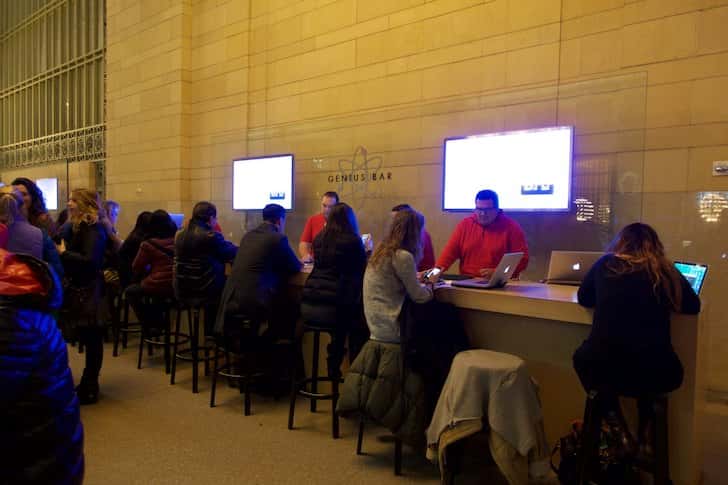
232, 154, 294, 210
442, 126, 573, 211
36, 177, 58, 210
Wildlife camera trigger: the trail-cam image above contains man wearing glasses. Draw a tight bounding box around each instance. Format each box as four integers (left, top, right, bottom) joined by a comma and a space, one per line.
434, 189, 529, 278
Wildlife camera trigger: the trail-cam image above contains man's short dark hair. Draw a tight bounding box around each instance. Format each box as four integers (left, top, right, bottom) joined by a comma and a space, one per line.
192, 201, 217, 223
475, 190, 499, 209
323, 191, 339, 203
263, 204, 286, 223
391, 204, 412, 212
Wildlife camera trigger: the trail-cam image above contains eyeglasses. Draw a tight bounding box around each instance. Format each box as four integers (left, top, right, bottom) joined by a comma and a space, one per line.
473, 207, 497, 215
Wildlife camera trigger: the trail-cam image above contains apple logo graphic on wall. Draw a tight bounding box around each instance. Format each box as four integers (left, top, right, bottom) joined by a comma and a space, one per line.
573, 263, 581, 271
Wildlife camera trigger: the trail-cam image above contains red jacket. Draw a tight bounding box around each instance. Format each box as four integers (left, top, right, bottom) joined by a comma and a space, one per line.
132, 237, 175, 296
435, 213, 529, 277
419, 230, 435, 272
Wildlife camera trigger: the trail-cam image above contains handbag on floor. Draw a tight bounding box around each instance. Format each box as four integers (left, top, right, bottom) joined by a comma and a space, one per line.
550, 420, 640, 485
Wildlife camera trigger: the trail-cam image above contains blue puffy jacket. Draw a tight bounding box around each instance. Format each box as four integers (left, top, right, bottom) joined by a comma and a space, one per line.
0, 251, 84, 484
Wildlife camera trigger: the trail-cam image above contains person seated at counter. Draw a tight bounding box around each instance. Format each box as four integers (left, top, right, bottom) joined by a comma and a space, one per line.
215, 203, 302, 342
364, 208, 434, 342
174, 201, 237, 334
391, 203, 435, 271
298, 191, 339, 262
434, 189, 528, 278
301, 202, 367, 379
125, 210, 178, 328
574, 222, 700, 455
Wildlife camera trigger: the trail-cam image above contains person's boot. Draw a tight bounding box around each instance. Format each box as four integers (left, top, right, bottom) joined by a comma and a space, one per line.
76, 373, 100, 405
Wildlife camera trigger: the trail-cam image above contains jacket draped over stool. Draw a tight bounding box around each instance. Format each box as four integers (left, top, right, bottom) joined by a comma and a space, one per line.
337, 339, 426, 445
426, 350, 550, 485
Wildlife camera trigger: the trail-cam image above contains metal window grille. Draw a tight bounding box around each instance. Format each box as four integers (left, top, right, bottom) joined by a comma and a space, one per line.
0, 0, 105, 169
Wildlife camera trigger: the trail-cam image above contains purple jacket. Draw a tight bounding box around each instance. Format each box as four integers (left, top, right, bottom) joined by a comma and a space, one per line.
7, 219, 43, 259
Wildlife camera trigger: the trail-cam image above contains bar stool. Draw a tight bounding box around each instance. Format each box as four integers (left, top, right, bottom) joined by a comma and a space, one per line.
577, 390, 670, 485
170, 302, 214, 394
136, 295, 188, 374
112, 289, 140, 357
209, 314, 269, 415
287, 321, 341, 439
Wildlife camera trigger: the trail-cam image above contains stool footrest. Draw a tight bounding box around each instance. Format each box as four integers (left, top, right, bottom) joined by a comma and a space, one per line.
298, 390, 336, 400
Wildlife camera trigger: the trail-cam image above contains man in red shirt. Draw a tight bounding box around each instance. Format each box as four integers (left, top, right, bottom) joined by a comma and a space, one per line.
391, 204, 435, 272
435, 190, 529, 278
298, 191, 338, 261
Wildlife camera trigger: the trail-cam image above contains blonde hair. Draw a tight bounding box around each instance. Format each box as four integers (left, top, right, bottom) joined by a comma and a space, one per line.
69, 188, 102, 228
369, 209, 424, 269
607, 222, 683, 311
0, 186, 23, 226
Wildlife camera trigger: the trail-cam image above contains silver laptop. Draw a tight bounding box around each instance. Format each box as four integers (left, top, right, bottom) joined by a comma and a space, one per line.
545, 250, 603, 285
451, 252, 525, 289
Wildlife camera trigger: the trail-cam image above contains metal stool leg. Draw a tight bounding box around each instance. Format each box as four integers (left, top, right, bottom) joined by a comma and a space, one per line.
170, 307, 182, 385
191, 308, 200, 394
243, 351, 252, 416
122, 300, 130, 348
310, 330, 320, 413
163, 306, 172, 374
356, 417, 365, 454
137, 322, 146, 369
288, 341, 300, 430
394, 438, 402, 476
332, 373, 340, 439
654, 397, 670, 485
210, 342, 220, 408
578, 390, 603, 485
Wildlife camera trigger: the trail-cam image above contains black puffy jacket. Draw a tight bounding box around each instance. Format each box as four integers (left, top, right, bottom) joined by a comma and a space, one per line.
0, 252, 84, 484
174, 220, 237, 305
302, 231, 366, 310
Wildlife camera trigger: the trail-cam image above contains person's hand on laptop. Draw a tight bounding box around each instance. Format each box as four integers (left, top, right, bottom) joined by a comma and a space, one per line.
479, 268, 495, 280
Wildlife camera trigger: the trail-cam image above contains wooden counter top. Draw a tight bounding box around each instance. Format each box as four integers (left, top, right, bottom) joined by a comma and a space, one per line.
290, 268, 593, 326
435, 281, 593, 325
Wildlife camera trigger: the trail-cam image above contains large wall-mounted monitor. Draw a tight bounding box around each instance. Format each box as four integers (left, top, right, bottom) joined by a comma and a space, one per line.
232, 154, 294, 210
36, 177, 59, 210
442, 126, 573, 212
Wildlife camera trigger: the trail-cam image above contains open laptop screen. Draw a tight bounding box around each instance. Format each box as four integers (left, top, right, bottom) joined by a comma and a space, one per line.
169, 213, 185, 230
674, 261, 708, 295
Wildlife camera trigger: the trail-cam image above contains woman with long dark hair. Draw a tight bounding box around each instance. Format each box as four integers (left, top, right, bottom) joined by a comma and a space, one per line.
301, 202, 367, 378
575, 222, 701, 449
118, 211, 153, 288
12, 177, 56, 235
58, 188, 108, 404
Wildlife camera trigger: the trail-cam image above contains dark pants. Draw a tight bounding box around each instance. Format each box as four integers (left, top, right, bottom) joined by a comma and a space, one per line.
125, 284, 169, 327
79, 326, 104, 381
402, 299, 469, 421
301, 302, 368, 379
